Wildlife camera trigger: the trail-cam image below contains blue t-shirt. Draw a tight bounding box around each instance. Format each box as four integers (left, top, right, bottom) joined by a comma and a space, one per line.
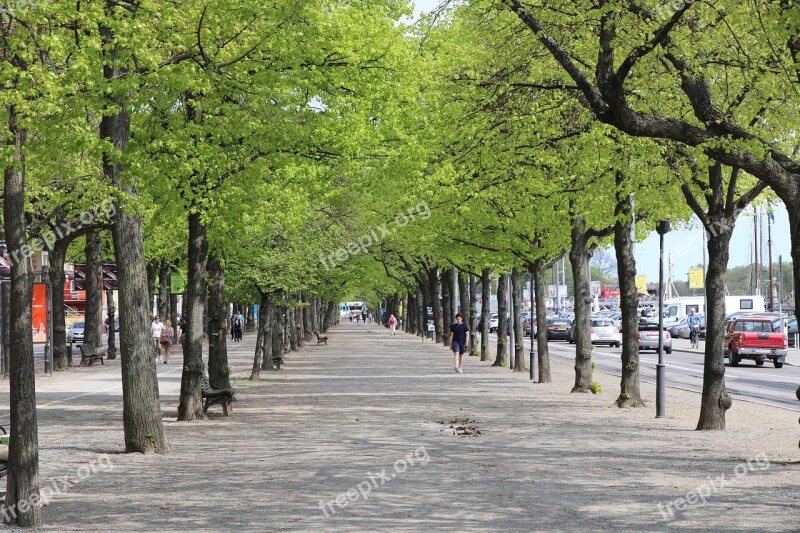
450, 322, 470, 344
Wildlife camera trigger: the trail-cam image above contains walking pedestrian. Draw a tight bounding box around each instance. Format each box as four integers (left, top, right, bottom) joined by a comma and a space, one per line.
151, 316, 164, 362
230, 313, 236, 341
449, 313, 470, 373
388, 314, 397, 335
161, 319, 175, 364
178, 316, 187, 348
237, 311, 245, 340
234, 314, 243, 342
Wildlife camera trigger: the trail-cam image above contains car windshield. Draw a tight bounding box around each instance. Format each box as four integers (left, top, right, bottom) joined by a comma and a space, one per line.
592, 320, 613, 327
72, 322, 85, 328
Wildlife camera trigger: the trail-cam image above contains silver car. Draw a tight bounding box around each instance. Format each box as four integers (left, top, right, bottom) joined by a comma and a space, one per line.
637, 325, 672, 353
67, 321, 85, 342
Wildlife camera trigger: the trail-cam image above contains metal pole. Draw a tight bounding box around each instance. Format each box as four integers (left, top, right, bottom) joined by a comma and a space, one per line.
656, 220, 670, 418
529, 270, 535, 381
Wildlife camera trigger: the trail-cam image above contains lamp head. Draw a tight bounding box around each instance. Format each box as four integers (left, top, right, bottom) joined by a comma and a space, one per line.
656, 219, 671, 235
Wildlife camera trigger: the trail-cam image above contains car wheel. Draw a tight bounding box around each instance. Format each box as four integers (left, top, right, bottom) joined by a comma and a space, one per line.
774, 360, 784, 369
729, 346, 740, 367
755, 359, 765, 366
614, 342, 621, 348
665, 347, 672, 354
568, 338, 574, 344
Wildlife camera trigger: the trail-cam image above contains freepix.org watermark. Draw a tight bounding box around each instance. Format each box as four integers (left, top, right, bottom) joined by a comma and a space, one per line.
1, 199, 115, 270
319, 202, 431, 270
656, 452, 770, 520
1, 454, 113, 521
318, 445, 430, 517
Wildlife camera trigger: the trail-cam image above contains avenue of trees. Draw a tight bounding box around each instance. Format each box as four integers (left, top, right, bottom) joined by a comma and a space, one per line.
1, 0, 799, 526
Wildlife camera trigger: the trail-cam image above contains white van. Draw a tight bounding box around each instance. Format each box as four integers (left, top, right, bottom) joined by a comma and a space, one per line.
658, 296, 765, 326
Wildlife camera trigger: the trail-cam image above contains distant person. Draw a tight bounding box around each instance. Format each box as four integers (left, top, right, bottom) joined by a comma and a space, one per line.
356, 314, 361, 324
151, 316, 164, 362
233, 314, 243, 342
161, 320, 175, 364
349, 314, 353, 323
449, 313, 470, 374
230, 313, 236, 341
388, 314, 397, 335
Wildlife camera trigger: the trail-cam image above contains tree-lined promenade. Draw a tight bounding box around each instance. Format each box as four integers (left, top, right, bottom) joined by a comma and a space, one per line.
2, 0, 800, 526
0, 324, 797, 530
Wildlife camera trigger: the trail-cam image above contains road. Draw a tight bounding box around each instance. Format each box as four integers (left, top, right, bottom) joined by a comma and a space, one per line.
480, 332, 800, 412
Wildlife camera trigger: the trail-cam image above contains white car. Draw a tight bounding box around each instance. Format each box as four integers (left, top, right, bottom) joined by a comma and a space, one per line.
589, 319, 621, 347
67, 321, 85, 342
488, 314, 499, 333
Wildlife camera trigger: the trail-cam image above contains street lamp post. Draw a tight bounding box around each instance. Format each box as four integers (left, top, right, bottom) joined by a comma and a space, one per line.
656, 219, 671, 418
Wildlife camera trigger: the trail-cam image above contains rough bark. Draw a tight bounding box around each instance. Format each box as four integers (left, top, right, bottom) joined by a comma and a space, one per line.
272, 302, 284, 367
146, 260, 158, 316
569, 217, 594, 393
468, 274, 478, 355
106, 288, 117, 360
261, 299, 276, 371
302, 294, 313, 342
49, 239, 70, 369
441, 269, 452, 346
512, 268, 525, 372
533, 259, 552, 382
416, 288, 425, 337
494, 274, 508, 366
4, 107, 42, 526
207, 252, 230, 390
83, 231, 104, 351
251, 292, 270, 379
614, 185, 645, 407
289, 302, 298, 351
177, 211, 208, 421
480, 268, 491, 361
428, 267, 443, 343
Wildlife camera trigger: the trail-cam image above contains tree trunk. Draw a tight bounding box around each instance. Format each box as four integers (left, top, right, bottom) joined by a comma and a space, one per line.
533, 259, 552, 382
289, 302, 298, 351
512, 268, 525, 372
272, 303, 284, 367
480, 268, 491, 361
84, 230, 104, 351
100, 44, 167, 451
207, 252, 230, 390
158, 259, 170, 321
614, 191, 645, 407
50, 239, 70, 369
302, 294, 313, 342
261, 300, 276, 371
468, 274, 478, 355
146, 260, 158, 316
697, 225, 734, 429
251, 292, 270, 379
441, 269, 452, 346
177, 211, 208, 421
2, 283, 8, 377
169, 289, 178, 344
570, 217, 594, 393
494, 274, 508, 366
416, 288, 425, 337
106, 288, 117, 360
4, 108, 42, 526
428, 267, 443, 343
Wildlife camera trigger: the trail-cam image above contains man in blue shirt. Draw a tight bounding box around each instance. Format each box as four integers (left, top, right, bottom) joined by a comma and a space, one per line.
449, 313, 470, 374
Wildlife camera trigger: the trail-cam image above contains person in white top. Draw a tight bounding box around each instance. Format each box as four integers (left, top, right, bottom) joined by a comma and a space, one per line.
151, 316, 164, 361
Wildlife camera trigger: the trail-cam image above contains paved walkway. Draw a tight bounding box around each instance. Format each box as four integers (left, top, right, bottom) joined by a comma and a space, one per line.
1, 324, 799, 531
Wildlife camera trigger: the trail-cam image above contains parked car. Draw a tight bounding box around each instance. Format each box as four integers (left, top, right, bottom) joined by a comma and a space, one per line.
568, 318, 621, 347
545, 318, 572, 341
488, 314, 499, 333
786, 317, 798, 347
724, 316, 787, 368
67, 321, 85, 342
522, 316, 537, 337
637, 325, 672, 353
667, 315, 706, 340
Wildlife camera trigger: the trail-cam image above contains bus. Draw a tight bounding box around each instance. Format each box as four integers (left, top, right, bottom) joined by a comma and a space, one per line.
340, 301, 366, 318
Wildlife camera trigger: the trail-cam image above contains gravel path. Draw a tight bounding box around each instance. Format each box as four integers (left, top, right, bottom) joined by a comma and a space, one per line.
1, 323, 798, 531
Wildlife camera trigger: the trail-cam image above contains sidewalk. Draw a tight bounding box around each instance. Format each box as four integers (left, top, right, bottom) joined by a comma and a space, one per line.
2, 324, 799, 531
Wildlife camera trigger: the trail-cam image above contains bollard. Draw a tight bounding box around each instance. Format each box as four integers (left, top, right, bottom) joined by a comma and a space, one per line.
67, 341, 73, 367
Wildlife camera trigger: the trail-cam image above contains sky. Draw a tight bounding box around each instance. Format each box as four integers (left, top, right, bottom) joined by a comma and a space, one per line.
409, 0, 793, 283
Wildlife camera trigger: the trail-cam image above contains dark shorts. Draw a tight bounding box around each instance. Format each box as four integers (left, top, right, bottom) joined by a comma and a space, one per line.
452, 341, 466, 354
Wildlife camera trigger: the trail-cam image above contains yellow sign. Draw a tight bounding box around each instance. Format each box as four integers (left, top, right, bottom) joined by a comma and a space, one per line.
689, 268, 704, 289
635, 275, 647, 293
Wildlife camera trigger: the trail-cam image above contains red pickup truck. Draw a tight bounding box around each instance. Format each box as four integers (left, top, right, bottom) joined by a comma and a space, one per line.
724, 317, 787, 368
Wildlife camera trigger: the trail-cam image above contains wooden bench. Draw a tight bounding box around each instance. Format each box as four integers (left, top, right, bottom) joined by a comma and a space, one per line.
77, 344, 105, 366
314, 331, 328, 346
201, 376, 235, 416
